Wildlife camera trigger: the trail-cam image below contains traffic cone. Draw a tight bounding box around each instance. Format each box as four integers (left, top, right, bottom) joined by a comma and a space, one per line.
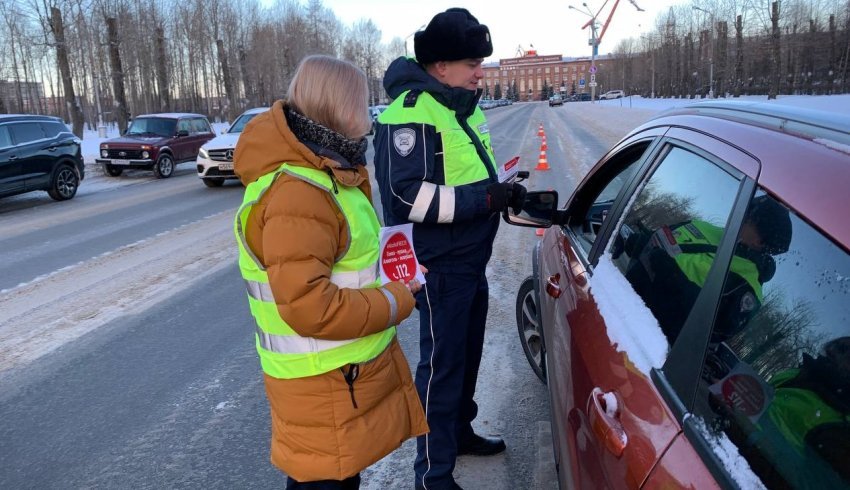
535, 143, 550, 171
541, 137, 548, 151
537, 123, 545, 137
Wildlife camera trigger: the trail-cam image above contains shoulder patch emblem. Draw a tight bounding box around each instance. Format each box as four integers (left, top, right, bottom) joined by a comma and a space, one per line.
478, 123, 489, 134
393, 128, 416, 157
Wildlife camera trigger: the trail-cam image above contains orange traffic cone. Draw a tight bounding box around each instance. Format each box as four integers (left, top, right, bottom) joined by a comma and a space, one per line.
540, 137, 548, 151
535, 143, 550, 171
537, 123, 545, 137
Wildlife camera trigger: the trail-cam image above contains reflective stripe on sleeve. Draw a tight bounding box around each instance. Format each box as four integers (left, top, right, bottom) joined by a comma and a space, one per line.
256, 325, 357, 354
409, 182, 436, 222
379, 287, 398, 328
244, 262, 378, 302
330, 263, 378, 289
437, 186, 456, 223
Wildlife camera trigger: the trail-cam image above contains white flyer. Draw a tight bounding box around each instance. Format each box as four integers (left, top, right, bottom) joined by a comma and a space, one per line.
497, 156, 520, 183
378, 223, 426, 285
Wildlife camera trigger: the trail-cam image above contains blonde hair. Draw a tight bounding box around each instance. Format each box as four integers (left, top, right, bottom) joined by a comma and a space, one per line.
287, 55, 371, 139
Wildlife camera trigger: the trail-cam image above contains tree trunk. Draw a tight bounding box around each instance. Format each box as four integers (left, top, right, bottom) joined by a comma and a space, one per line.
734, 15, 743, 97
716, 21, 728, 97
768, 1, 781, 100
238, 44, 254, 107
51, 7, 84, 137
107, 17, 130, 133
828, 15, 835, 94
155, 27, 170, 111
216, 39, 236, 120
8, 27, 25, 112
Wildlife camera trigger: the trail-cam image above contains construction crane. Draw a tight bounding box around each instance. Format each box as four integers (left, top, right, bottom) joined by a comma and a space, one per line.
578, 0, 644, 55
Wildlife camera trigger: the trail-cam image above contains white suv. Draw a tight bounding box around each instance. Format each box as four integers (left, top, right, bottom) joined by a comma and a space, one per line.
196, 107, 268, 187
600, 90, 625, 100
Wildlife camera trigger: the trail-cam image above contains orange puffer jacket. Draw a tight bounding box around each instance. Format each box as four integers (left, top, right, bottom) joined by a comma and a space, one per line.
234, 100, 428, 481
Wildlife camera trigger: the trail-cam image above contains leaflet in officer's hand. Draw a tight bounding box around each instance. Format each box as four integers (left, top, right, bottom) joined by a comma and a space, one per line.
497, 156, 520, 183
379, 223, 426, 285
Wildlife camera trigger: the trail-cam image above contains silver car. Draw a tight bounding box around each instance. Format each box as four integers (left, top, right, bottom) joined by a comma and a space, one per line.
196, 107, 268, 187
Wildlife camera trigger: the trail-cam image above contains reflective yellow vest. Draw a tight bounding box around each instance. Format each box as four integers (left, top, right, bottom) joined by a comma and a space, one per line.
234, 163, 396, 379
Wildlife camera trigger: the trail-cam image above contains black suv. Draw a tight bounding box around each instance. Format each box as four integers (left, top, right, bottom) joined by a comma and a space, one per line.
0, 114, 84, 201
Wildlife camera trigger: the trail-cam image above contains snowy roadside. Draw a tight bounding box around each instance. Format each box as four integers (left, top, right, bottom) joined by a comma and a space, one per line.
0, 210, 235, 374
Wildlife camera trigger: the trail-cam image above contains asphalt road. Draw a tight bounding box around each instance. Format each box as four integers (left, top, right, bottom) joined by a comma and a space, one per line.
0, 101, 655, 489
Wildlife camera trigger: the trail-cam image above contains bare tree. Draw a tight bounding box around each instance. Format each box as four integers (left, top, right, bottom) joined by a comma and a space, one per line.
106, 16, 128, 133
50, 5, 85, 136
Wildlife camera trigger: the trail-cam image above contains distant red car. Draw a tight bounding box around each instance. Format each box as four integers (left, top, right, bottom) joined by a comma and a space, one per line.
97, 113, 214, 178
510, 102, 850, 489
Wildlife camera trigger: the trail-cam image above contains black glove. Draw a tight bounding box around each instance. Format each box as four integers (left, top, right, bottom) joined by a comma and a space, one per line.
487, 182, 527, 214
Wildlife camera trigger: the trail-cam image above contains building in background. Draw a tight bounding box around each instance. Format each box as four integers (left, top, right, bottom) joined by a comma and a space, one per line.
482, 49, 616, 101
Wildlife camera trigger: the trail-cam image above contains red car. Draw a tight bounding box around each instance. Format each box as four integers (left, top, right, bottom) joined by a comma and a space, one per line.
510, 101, 850, 489
97, 113, 214, 178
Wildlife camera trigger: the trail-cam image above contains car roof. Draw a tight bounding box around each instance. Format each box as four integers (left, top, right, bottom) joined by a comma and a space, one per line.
135, 113, 207, 119
241, 107, 270, 115
638, 100, 850, 250
0, 114, 64, 123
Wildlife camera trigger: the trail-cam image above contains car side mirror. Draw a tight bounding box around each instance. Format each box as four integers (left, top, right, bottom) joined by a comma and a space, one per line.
503, 190, 560, 228
177, 129, 190, 137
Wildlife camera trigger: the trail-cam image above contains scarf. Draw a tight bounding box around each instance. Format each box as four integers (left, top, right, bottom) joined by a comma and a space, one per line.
285, 108, 368, 167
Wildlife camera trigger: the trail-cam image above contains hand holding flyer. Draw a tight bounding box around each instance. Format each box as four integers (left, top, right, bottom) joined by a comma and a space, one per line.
497, 156, 520, 183
379, 223, 426, 285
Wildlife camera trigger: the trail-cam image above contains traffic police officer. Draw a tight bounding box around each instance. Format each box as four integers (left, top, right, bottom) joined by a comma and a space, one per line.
373, 8, 526, 490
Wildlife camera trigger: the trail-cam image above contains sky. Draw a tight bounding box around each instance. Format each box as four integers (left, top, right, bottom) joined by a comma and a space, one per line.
318, 0, 676, 61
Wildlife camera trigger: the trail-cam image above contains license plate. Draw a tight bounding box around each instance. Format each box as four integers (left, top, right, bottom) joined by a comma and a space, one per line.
112, 159, 130, 165
218, 162, 234, 171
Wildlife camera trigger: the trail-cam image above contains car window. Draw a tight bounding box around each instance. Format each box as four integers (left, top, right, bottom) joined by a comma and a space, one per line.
228, 113, 260, 133
0, 125, 11, 149
40, 121, 66, 138
608, 145, 741, 346
566, 141, 649, 256
191, 118, 211, 134
177, 119, 192, 133
10, 122, 47, 145
127, 117, 177, 137
693, 191, 850, 489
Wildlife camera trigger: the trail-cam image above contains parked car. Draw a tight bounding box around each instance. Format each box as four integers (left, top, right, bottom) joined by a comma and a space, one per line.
97, 113, 214, 178
196, 107, 268, 187
0, 114, 84, 201
507, 101, 850, 489
369, 105, 388, 135
600, 89, 626, 99
571, 93, 592, 102
548, 94, 564, 107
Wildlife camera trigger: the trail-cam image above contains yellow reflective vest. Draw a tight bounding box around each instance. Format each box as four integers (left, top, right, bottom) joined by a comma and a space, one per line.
234, 163, 396, 379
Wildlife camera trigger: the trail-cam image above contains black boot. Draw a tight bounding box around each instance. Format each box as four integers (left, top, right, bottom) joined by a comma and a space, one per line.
456, 433, 506, 456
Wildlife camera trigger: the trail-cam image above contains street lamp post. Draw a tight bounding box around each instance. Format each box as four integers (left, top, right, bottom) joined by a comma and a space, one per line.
404, 24, 426, 58
569, 3, 600, 103
693, 6, 715, 98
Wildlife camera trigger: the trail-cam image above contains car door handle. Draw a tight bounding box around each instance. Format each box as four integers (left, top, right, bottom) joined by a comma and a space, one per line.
587, 387, 627, 457
8, 154, 17, 160
545, 273, 561, 298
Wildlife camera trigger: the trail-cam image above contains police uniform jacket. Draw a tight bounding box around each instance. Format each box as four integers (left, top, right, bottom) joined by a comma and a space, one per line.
374, 57, 499, 275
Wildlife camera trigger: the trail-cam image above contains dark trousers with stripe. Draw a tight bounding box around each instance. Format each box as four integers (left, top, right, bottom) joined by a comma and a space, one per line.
414, 271, 489, 489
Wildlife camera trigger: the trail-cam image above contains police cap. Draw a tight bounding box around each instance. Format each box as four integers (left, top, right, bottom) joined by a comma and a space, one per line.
414, 8, 493, 64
